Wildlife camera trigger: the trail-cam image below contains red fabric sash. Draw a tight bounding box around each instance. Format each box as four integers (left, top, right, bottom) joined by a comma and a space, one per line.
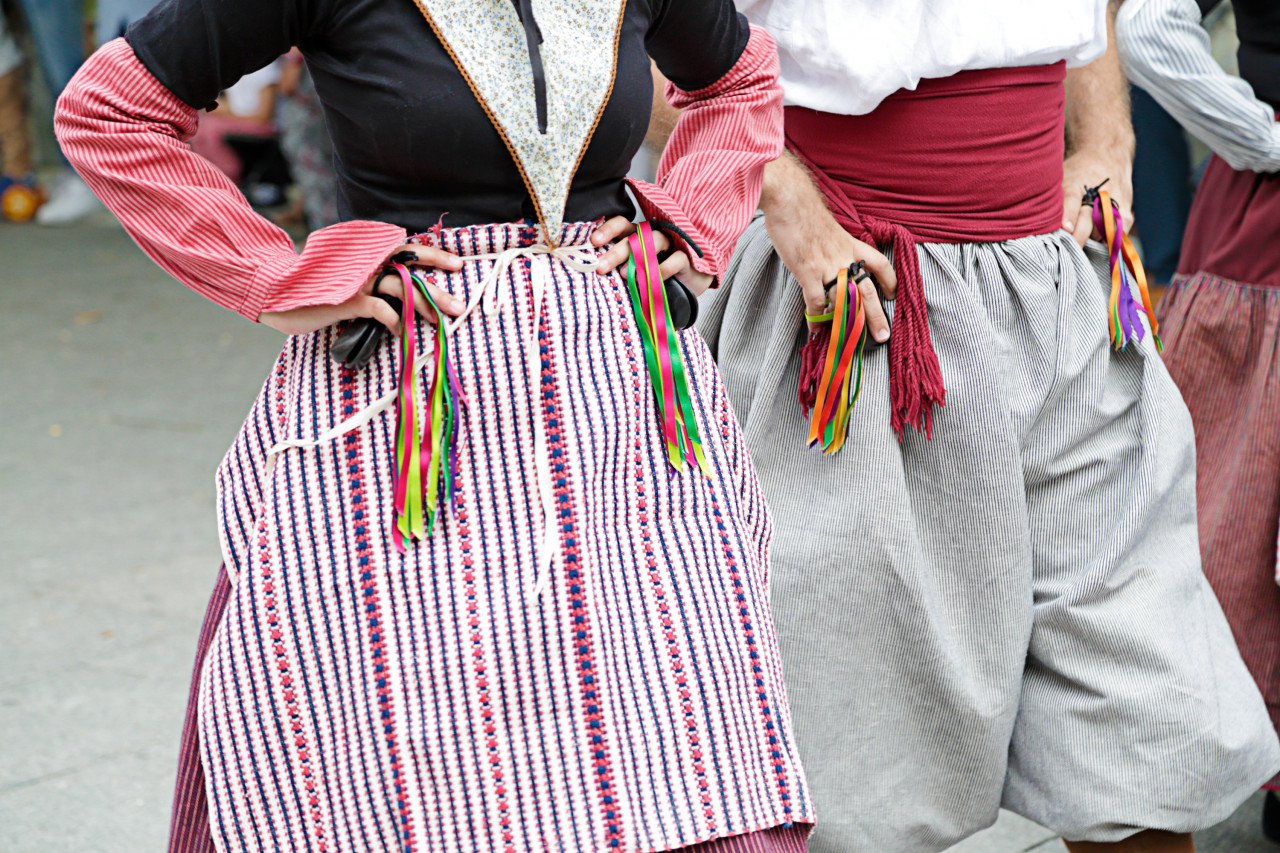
786, 63, 1067, 437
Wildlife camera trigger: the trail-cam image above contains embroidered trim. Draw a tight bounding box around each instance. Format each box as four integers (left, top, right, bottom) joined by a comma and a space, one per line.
409, 0, 548, 239
406, 0, 626, 245
562, 0, 628, 235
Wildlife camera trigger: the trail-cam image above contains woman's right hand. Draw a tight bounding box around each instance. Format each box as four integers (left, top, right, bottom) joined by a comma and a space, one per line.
258, 243, 466, 335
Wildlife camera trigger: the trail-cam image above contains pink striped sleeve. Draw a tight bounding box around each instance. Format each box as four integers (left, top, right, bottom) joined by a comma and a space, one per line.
54, 39, 406, 322
627, 25, 783, 281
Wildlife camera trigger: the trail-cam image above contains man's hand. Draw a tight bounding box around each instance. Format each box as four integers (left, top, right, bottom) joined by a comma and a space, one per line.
761, 153, 895, 340
1061, 0, 1135, 247
1062, 152, 1133, 246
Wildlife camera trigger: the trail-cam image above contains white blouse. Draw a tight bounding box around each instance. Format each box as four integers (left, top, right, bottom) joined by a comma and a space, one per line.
736, 0, 1109, 115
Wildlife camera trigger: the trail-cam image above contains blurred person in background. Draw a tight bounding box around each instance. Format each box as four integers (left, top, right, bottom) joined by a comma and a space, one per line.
187, 57, 282, 185
275, 48, 337, 231
53, 1, 814, 852
11, 0, 85, 222
0, 7, 41, 220
12, 0, 159, 225
1129, 83, 1193, 287
1118, 0, 1280, 841
686, 0, 1280, 850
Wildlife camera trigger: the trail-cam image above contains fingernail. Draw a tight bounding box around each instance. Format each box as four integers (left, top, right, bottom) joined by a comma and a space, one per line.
875, 328, 889, 342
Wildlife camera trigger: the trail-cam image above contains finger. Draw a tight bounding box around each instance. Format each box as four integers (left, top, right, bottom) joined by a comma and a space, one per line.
1072, 205, 1094, 248
364, 266, 400, 296
391, 244, 464, 272
856, 275, 891, 343
854, 243, 896, 299
352, 294, 401, 335
801, 277, 831, 333
590, 216, 635, 248
596, 240, 633, 275
374, 276, 464, 322
683, 270, 716, 297
421, 280, 463, 317
1062, 194, 1077, 235
658, 250, 689, 282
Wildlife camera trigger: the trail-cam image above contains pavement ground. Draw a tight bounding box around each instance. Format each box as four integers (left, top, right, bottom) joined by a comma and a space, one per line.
0, 215, 1273, 852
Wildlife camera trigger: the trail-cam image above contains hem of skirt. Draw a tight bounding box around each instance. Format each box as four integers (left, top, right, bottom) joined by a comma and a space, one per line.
647, 820, 814, 853
1045, 755, 1280, 842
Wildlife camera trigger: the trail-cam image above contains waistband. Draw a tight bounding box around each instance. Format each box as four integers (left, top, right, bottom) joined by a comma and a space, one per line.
785, 62, 1067, 243
269, 225, 604, 595
399, 219, 602, 254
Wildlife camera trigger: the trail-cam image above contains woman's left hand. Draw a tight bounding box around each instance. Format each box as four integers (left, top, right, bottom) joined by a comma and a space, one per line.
591, 216, 715, 296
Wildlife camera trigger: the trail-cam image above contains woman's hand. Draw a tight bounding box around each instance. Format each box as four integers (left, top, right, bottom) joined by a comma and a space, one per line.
590, 216, 717, 296
258, 243, 466, 336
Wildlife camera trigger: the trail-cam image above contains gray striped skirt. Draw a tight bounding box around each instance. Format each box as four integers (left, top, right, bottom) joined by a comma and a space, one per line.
699, 216, 1280, 852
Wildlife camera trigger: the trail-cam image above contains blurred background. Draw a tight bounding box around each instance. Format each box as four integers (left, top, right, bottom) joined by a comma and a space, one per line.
0, 1, 1271, 851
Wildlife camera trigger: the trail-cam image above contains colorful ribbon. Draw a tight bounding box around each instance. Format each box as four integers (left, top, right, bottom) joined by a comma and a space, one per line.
1090, 187, 1162, 353
391, 264, 467, 553
802, 265, 867, 455
624, 221, 710, 475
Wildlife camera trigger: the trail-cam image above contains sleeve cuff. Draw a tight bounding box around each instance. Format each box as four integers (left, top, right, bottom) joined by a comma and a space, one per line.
249, 220, 408, 321
626, 178, 720, 280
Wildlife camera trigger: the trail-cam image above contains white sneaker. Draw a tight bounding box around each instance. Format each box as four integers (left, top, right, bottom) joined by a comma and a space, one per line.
35, 172, 104, 226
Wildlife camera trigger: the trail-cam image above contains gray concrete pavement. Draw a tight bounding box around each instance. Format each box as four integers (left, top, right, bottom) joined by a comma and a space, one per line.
0, 215, 1273, 851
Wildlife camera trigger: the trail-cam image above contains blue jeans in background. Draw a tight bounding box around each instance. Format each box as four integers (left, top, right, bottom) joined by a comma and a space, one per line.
16, 0, 162, 166
95, 0, 163, 47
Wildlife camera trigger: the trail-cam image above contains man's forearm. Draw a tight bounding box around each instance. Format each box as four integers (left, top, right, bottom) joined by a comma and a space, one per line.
1065, 2, 1134, 164
761, 150, 831, 224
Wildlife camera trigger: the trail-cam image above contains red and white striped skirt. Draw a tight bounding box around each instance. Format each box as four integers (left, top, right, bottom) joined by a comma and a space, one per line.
187, 221, 812, 853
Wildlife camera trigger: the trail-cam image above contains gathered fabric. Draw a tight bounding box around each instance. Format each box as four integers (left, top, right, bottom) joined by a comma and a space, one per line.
783, 63, 1069, 438
701, 216, 1280, 851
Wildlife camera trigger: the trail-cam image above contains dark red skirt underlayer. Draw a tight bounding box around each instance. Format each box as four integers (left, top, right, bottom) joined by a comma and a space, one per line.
1160, 152, 1280, 786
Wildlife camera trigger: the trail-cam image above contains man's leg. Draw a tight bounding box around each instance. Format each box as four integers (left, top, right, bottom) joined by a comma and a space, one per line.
704, 221, 1045, 853
1002, 237, 1278, 843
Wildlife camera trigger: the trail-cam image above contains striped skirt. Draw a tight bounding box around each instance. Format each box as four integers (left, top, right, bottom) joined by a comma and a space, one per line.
1156, 152, 1280, 757
193, 221, 812, 853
